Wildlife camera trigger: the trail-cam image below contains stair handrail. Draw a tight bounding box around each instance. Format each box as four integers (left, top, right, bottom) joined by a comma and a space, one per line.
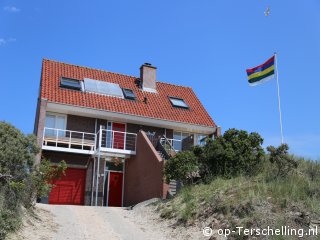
157, 135, 177, 160
162, 136, 175, 150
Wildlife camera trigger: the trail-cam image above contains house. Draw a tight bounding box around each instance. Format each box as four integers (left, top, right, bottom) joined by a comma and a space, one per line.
33, 59, 220, 207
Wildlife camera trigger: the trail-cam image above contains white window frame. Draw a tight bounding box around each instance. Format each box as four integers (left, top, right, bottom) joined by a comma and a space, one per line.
172, 131, 192, 151
169, 97, 189, 109
194, 133, 208, 146
45, 112, 67, 130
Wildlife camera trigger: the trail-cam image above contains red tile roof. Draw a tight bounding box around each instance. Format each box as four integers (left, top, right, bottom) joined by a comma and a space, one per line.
41, 59, 216, 127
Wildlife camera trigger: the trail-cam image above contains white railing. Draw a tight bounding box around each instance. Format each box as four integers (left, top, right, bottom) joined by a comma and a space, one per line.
43, 127, 96, 151
43, 127, 138, 154
160, 137, 181, 152
97, 129, 137, 152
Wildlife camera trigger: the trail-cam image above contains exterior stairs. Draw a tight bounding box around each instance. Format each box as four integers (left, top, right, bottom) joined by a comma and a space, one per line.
168, 180, 177, 196
157, 150, 166, 160
147, 135, 179, 197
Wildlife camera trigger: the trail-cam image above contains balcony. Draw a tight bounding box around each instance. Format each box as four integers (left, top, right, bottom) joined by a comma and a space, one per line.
96, 129, 137, 156
42, 127, 137, 156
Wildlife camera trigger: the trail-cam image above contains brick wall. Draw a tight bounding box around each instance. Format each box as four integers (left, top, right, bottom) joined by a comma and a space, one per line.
182, 135, 194, 151
42, 151, 90, 167
126, 123, 165, 138
67, 115, 96, 133
165, 129, 173, 139
123, 131, 165, 206
34, 98, 48, 165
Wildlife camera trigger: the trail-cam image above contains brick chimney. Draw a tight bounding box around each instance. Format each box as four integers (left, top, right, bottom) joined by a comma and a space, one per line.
140, 63, 157, 92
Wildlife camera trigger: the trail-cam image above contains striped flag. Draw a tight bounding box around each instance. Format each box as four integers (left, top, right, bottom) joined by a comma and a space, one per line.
246, 56, 275, 86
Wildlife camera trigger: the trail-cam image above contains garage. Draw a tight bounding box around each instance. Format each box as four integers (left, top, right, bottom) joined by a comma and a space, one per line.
49, 168, 86, 205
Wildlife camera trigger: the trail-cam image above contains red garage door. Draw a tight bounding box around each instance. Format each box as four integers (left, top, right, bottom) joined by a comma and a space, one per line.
49, 168, 86, 205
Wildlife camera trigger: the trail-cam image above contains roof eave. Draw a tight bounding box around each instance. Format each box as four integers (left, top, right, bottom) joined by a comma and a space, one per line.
46, 101, 216, 134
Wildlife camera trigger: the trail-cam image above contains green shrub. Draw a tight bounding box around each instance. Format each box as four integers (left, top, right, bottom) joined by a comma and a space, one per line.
0, 208, 22, 239
0, 121, 66, 238
202, 128, 265, 178
165, 128, 266, 185
164, 151, 199, 185
267, 144, 298, 178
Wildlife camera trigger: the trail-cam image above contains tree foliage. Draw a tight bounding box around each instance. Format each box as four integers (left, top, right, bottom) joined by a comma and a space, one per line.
164, 151, 199, 185
202, 128, 265, 178
0, 121, 66, 238
32, 159, 67, 200
0, 122, 39, 182
164, 128, 266, 184
267, 144, 298, 178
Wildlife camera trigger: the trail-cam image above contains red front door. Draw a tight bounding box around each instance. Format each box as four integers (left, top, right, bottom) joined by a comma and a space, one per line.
108, 172, 123, 207
49, 168, 86, 205
112, 123, 125, 149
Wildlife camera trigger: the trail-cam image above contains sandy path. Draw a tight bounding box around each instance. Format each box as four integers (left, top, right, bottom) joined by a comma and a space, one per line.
8, 203, 207, 240
40, 204, 121, 240
30, 204, 164, 240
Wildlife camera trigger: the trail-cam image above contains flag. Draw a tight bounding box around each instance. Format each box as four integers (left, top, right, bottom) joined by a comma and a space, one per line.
246, 56, 275, 86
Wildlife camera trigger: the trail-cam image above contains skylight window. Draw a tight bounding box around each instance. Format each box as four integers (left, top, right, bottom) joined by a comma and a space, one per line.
122, 88, 136, 100
84, 78, 124, 98
169, 97, 189, 109
60, 77, 82, 90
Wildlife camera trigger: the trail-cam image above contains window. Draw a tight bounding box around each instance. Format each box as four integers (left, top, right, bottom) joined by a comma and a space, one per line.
45, 113, 67, 137
172, 131, 191, 151
106, 122, 112, 148
196, 134, 208, 146
60, 77, 82, 90
122, 88, 136, 100
169, 97, 189, 109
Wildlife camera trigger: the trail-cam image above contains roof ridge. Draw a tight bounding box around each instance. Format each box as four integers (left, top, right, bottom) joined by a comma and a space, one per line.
157, 81, 192, 89
43, 58, 138, 79
43, 58, 192, 89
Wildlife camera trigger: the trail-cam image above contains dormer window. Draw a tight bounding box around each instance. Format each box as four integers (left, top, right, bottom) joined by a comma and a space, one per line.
169, 97, 189, 109
60, 77, 82, 91
122, 88, 136, 100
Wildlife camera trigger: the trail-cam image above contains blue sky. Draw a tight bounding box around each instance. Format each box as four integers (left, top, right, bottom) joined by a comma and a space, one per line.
1, 1, 319, 159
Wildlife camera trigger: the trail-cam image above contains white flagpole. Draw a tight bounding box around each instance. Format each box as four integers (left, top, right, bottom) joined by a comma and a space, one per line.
274, 52, 284, 144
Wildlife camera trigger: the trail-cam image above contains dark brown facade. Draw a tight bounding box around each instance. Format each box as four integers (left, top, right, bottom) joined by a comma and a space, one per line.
38, 111, 216, 206
124, 131, 165, 206
67, 115, 96, 133
66, 114, 169, 137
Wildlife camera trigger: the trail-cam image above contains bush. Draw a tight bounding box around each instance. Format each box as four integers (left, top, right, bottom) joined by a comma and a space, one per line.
164, 151, 200, 185
23, 159, 67, 208
202, 128, 265, 178
164, 128, 266, 185
0, 121, 66, 238
267, 144, 298, 178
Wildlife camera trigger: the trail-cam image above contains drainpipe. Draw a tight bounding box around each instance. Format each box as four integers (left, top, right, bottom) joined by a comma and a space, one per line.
122, 159, 125, 207
91, 119, 98, 206
95, 125, 102, 206
91, 157, 96, 206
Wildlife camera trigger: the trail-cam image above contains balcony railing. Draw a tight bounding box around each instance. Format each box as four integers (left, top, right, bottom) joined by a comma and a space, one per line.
42, 127, 137, 154
97, 129, 137, 153
43, 127, 96, 151
160, 137, 181, 153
